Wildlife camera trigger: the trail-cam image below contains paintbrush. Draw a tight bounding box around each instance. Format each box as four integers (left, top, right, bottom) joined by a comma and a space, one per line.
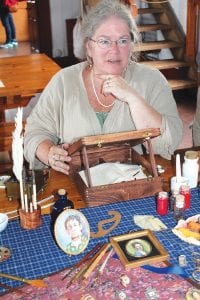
90, 246, 114, 288
83, 243, 110, 280
0, 282, 29, 296
65, 243, 106, 288
62, 242, 103, 280
98, 247, 114, 274
0, 272, 47, 288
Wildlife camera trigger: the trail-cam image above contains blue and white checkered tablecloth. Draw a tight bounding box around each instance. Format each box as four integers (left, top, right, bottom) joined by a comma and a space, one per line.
0, 188, 199, 294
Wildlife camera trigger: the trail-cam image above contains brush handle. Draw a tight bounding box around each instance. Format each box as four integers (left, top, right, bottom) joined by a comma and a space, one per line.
62, 242, 103, 280
0, 272, 46, 288
99, 247, 113, 274
83, 243, 110, 279
0, 272, 26, 283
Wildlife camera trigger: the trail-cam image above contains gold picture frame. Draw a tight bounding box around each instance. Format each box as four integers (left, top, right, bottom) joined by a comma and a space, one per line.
109, 229, 169, 268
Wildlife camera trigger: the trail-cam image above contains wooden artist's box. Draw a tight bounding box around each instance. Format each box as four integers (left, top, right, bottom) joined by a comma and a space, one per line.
68, 129, 163, 207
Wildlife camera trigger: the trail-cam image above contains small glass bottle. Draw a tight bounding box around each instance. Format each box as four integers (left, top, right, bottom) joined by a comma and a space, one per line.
156, 191, 168, 216
51, 189, 74, 228
182, 151, 199, 188
180, 185, 191, 209
173, 194, 185, 223
169, 188, 179, 211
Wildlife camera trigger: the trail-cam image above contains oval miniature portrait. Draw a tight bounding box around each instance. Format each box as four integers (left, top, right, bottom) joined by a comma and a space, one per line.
125, 238, 152, 258
54, 209, 90, 255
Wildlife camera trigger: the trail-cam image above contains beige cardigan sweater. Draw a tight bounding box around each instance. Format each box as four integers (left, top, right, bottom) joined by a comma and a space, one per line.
24, 62, 183, 168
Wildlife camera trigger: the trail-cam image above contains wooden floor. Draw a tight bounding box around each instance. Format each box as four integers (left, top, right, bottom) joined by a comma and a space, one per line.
0, 42, 197, 150
0, 41, 32, 58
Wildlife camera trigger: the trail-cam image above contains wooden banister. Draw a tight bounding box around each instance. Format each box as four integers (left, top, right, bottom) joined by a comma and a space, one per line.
186, 0, 200, 62
128, 0, 138, 17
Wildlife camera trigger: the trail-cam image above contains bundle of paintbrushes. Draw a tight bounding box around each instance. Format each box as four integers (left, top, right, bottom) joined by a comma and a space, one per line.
12, 108, 42, 230
63, 243, 112, 288
19, 168, 42, 230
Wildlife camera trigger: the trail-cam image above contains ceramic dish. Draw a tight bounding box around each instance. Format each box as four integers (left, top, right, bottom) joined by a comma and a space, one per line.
172, 214, 200, 246
0, 213, 9, 233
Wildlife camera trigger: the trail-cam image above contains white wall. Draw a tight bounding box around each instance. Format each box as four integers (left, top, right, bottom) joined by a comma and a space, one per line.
170, 0, 187, 33
158, 0, 187, 59
50, 0, 81, 57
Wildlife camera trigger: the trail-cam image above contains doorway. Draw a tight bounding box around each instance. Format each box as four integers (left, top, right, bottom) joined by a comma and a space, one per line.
0, 1, 31, 57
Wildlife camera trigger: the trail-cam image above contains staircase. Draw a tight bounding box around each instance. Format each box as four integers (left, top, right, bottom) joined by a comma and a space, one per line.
133, 2, 197, 91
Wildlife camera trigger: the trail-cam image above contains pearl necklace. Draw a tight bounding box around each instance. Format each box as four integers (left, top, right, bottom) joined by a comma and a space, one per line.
90, 69, 115, 108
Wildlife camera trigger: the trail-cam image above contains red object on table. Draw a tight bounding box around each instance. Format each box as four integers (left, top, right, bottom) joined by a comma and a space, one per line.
156, 191, 169, 215
180, 185, 191, 209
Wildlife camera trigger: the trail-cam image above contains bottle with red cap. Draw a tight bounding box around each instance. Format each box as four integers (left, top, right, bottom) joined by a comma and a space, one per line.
180, 185, 191, 209
156, 191, 168, 216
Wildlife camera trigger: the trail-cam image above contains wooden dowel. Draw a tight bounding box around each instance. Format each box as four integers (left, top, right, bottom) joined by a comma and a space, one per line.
99, 247, 114, 274
62, 242, 103, 281
83, 243, 110, 279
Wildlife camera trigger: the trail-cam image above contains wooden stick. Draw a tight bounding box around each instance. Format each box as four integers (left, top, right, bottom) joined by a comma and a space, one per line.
89, 247, 114, 288
19, 178, 24, 210
98, 247, 114, 274
30, 202, 33, 213
62, 242, 103, 280
0, 272, 47, 288
65, 243, 105, 288
83, 243, 110, 279
24, 194, 28, 213
0, 282, 29, 296
32, 169, 37, 210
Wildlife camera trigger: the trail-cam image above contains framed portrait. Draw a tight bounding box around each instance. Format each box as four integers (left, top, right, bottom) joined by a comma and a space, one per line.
109, 229, 169, 268
54, 209, 90, 256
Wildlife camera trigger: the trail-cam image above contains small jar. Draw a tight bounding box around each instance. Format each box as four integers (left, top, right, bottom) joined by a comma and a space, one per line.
180, 185, 191, 209
169, 188, 179, 211
182, 151, 199, 188
174, 194, 185, 223
178, 254, 187, 267
156, 191, 168, 216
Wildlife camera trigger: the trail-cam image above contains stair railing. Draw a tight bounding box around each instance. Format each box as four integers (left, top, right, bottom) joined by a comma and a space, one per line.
186, 0, 200, 63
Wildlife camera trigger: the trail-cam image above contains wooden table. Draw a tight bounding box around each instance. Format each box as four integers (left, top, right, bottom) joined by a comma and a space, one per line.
0, 54, 61, 121
0, 148, 199, 220
0, 155, 175, 219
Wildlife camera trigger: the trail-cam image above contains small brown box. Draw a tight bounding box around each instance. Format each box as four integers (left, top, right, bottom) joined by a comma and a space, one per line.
68, 129, 163, 207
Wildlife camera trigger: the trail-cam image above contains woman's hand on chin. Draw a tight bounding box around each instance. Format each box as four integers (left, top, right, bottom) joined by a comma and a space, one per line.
99, 74, 135, 103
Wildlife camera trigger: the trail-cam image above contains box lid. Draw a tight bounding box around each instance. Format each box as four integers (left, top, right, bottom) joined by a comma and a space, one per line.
68, 128, 160, 156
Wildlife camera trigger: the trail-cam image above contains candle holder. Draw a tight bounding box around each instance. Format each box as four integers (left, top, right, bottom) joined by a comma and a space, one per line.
19, 205, 42, 230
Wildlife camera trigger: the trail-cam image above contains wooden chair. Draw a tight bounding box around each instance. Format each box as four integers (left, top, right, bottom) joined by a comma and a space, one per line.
0, 122, 26, 172
0, 122, 17, 153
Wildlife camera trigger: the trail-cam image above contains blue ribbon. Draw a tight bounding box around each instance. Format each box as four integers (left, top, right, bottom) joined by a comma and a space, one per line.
113, 253, 188, 278
142, 264, 189, 278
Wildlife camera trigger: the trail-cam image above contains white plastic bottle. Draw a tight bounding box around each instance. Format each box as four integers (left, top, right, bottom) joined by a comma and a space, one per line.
182, 151, 199, 188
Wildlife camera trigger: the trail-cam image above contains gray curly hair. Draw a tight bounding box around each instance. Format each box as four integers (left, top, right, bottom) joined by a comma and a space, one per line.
81, 0, 141, 62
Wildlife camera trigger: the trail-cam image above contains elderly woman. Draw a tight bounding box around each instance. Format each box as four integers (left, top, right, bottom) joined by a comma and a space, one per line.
24, 0, 183, 175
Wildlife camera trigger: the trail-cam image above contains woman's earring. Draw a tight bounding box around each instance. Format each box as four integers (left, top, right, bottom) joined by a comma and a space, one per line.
129, 55, 133, 65
86, 55, 93, 68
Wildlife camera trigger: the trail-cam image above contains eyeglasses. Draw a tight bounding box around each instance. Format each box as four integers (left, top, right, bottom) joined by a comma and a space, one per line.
89, 37, 131, 49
